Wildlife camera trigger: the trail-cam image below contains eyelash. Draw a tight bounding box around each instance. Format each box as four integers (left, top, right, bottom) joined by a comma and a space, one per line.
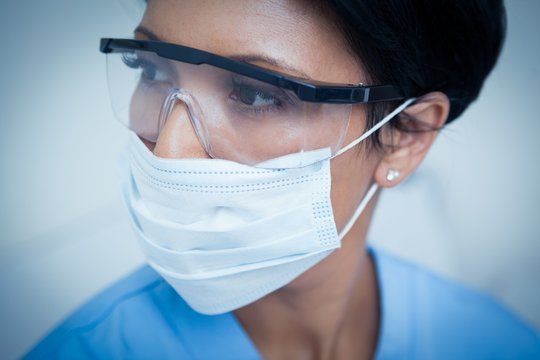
122, 53, 166, 85
229, 78, 287, 114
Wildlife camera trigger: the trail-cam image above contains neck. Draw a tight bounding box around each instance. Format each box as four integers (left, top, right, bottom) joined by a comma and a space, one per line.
234, 216, 380, 360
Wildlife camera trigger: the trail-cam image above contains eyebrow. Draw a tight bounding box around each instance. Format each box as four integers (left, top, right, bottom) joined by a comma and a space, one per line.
134, 25, 313, 80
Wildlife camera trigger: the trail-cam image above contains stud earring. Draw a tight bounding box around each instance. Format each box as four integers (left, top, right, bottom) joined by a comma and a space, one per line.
386, 169, 400, 182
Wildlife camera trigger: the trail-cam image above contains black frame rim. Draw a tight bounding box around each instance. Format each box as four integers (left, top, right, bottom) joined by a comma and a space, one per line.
100, 38, 405, 104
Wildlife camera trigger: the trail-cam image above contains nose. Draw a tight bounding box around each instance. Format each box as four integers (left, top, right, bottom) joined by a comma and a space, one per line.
152, 97, 210, 160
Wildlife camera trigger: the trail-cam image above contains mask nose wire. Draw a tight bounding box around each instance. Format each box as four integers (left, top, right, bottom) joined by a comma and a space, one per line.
331, 97, 417, 159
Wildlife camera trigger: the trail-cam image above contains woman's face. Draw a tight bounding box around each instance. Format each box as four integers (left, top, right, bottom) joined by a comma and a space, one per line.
138, 0, 383, 261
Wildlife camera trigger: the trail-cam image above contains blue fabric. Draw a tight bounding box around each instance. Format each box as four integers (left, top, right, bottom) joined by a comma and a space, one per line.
24, 267, 261, 360
24, 247, 540, 359
372, 248, 540, 359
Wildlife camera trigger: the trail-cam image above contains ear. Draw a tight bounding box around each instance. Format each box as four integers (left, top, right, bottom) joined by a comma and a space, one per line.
374, 92, 450, 188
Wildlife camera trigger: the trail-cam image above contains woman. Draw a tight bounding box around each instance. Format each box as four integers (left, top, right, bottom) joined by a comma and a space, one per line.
26, 0, 539, 359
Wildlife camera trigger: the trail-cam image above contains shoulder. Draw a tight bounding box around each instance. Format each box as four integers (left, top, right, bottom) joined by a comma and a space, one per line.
371, 247, 540, 360
24, 266, 260, 360
24, 266, 196, 359
26, 266, 181, 359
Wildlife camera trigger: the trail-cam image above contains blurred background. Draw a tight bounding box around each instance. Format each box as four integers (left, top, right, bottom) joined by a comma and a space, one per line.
0, 0, 538, 359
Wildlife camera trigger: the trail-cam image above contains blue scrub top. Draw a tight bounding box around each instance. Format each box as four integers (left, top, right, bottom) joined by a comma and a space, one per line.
25, 247, 540, 359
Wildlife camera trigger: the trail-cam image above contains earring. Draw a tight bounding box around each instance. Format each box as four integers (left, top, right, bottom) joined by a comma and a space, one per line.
386, 169, 400, 182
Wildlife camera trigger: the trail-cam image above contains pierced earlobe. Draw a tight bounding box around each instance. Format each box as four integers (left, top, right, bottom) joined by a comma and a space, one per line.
386, 169, 400, 182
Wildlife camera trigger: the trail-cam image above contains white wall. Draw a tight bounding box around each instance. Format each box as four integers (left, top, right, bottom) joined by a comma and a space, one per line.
0, 1, 538, 359
0, 1, 145, 359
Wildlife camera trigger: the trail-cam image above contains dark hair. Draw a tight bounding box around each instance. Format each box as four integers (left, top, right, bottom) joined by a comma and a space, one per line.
324, 0, 507, 148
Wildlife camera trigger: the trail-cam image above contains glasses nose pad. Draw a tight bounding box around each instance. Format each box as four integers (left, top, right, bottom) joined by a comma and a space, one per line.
157, 88, 212, 156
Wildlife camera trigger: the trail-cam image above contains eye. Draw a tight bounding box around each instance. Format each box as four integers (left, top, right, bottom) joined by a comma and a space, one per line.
237, 85, 280, 107
230, 77, 284, 112
122, 52, 169, 83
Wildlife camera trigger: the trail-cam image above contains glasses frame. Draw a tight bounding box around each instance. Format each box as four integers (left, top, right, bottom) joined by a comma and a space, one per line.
100, 38, 405, 104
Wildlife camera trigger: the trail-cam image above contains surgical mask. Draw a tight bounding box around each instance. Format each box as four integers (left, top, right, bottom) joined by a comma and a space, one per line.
121, 99, 414, 315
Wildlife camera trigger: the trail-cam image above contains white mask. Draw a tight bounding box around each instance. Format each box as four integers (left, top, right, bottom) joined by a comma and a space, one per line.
121, 99, 414, 315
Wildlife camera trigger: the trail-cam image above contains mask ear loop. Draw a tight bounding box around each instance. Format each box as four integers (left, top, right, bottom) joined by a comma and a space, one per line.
338, 183, 378, 240
331, 97, 417, 159
332, 98, 416, 241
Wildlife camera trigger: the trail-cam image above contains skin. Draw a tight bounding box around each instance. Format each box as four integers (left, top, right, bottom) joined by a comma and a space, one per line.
137, 0, 449, 358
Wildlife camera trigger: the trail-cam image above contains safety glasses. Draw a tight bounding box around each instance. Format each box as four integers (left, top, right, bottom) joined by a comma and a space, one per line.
100, 38, 405, 168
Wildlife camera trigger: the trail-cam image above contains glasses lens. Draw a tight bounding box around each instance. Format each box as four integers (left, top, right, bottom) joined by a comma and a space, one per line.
106, 49, 351, 168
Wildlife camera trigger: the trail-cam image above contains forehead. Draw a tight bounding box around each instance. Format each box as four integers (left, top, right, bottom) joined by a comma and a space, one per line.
140, 0, 363, 84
